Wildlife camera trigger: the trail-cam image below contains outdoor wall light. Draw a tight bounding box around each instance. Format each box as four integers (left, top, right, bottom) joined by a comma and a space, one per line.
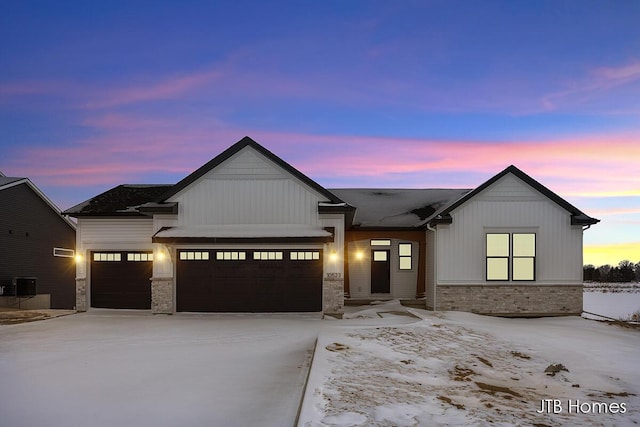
329, 251, 339, 262
355, 251, 364, 260
156, 251, 166, 261
74, 254, 83, 264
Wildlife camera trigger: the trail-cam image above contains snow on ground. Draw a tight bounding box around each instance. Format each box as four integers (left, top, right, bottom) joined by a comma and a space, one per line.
299, 301, 640, 427
584, 284, 640, 320
0, 310, 322, 427
2, 297, 639, 427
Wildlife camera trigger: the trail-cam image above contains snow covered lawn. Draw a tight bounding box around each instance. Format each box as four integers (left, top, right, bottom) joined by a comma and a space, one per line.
0, 310, 322, 427
298, 301, 640, 427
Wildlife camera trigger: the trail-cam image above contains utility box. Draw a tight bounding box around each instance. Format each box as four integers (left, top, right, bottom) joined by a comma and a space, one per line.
15, 277, 37, 297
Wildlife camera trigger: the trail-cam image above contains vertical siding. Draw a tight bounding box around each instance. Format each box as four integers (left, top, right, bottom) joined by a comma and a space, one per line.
78, 218, 154, 245
437, 174, 583, 285
169, 147, 325, 226
320, 214, 345, 279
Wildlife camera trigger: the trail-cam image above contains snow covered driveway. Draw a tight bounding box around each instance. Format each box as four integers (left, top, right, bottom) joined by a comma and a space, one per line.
0, 310, 322, 427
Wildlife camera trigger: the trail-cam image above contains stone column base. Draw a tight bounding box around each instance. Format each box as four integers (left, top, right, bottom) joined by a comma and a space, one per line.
323, 273, 344, 317
76, 278, 87, 312
151, 277, 174, 314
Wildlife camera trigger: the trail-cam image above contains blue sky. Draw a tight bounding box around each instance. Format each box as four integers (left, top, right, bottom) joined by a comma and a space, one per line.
1, 0, 639, 265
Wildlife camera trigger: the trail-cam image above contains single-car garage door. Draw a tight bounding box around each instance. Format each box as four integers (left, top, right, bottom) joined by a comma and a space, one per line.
176, 249, 322, 312
90, 252, 153, 309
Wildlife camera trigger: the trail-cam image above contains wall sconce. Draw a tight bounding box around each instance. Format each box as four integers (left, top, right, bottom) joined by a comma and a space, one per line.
74, 253, 83, 264
329, 251, 339, 262
355, 251, 364, 260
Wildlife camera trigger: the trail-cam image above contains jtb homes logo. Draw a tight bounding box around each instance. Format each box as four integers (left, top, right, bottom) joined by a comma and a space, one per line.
537, 399, 627, 414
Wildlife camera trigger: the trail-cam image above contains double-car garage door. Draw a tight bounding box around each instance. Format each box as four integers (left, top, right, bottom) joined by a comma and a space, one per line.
176, 249, 323, 312
90, 249, 323, 312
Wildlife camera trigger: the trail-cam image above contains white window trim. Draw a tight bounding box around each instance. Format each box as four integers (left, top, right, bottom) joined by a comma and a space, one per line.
53, 247, 75, 258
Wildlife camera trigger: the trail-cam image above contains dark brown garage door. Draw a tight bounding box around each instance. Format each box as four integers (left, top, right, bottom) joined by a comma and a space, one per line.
176, 250, 322, 312
90, 252, 153, 309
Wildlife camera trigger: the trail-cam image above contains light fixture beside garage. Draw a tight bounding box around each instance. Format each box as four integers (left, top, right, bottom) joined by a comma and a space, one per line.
329, 251, 339, 262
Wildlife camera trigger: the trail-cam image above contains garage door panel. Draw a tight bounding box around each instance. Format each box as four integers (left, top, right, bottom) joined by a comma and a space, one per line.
90, 252, 152, 309
177, 249, 322, 312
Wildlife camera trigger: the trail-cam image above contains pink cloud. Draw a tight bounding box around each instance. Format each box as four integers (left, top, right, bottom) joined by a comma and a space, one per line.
254, 130, 640, 198
81, 69, 224, 109
541, 60, 640, 111
7, 125, 640, 203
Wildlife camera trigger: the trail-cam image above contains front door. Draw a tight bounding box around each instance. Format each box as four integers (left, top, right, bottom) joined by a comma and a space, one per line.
371, 250, 390, 293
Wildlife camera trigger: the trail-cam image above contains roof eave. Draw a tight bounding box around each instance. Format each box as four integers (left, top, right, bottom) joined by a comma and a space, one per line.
571, 215, 600, 226
136, 202, 179, 215
64, 212, 149, 218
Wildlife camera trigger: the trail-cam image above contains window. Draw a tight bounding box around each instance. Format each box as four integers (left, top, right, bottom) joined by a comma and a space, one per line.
486, 233, 535, 281
373, 251, 388, 262
127, 253, 153, 262
290, 251, 320, 261
53, 248, 75, 258
512, 233, 535, 280
398, 243, 412, 270
371, 239, 391, 246
486, 234, 509, 280
93, 253, 121, 262
216, 251, 246, 261
179, 251, 210, 261
253, 251, 283, 260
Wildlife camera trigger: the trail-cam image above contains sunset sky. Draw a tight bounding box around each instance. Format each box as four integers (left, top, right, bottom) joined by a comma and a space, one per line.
1, 1, 639, 267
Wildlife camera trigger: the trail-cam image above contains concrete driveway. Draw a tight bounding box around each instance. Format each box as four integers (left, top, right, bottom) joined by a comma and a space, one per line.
0, 310, 322, 427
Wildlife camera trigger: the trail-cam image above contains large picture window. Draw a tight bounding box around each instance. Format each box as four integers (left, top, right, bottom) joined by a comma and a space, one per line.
486, 233, 536, 281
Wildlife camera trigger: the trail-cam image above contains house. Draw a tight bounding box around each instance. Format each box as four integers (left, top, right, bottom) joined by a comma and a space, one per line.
64, 136, 598, 316
0, 172, 76, 309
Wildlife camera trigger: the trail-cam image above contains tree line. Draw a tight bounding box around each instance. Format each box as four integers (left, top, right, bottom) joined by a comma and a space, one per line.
583, 260, 640, 282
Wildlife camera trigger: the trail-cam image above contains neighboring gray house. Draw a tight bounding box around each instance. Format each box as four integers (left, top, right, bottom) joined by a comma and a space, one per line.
64, 137, 598, 316
0, 172, 76, 309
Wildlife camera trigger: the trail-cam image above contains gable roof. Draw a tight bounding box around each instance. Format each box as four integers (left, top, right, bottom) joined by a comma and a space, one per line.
428, 165, 599, 226
157, 136, 345, 204
64, 184, 173, 217
1, 176, 76, 230
331, 188, 470, 229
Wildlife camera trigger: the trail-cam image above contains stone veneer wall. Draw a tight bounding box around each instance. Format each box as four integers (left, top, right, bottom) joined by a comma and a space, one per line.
323, 273, 344, 316
436, 284, 583, 316
76, 278, 87, 312
151, 278, 174, 314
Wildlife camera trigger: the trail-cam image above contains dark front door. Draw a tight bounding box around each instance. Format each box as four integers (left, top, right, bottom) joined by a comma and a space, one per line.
371, 249, 390, 293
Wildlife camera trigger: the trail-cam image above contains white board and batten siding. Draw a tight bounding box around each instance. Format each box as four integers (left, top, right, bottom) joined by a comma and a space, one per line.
167, 147, 326, 227
436, 173, 584, 285
75, 217, 154, 278
77, 218, 154, 247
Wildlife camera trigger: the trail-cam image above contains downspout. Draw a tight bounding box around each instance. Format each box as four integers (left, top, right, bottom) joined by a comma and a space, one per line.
426, 222, 437, 311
